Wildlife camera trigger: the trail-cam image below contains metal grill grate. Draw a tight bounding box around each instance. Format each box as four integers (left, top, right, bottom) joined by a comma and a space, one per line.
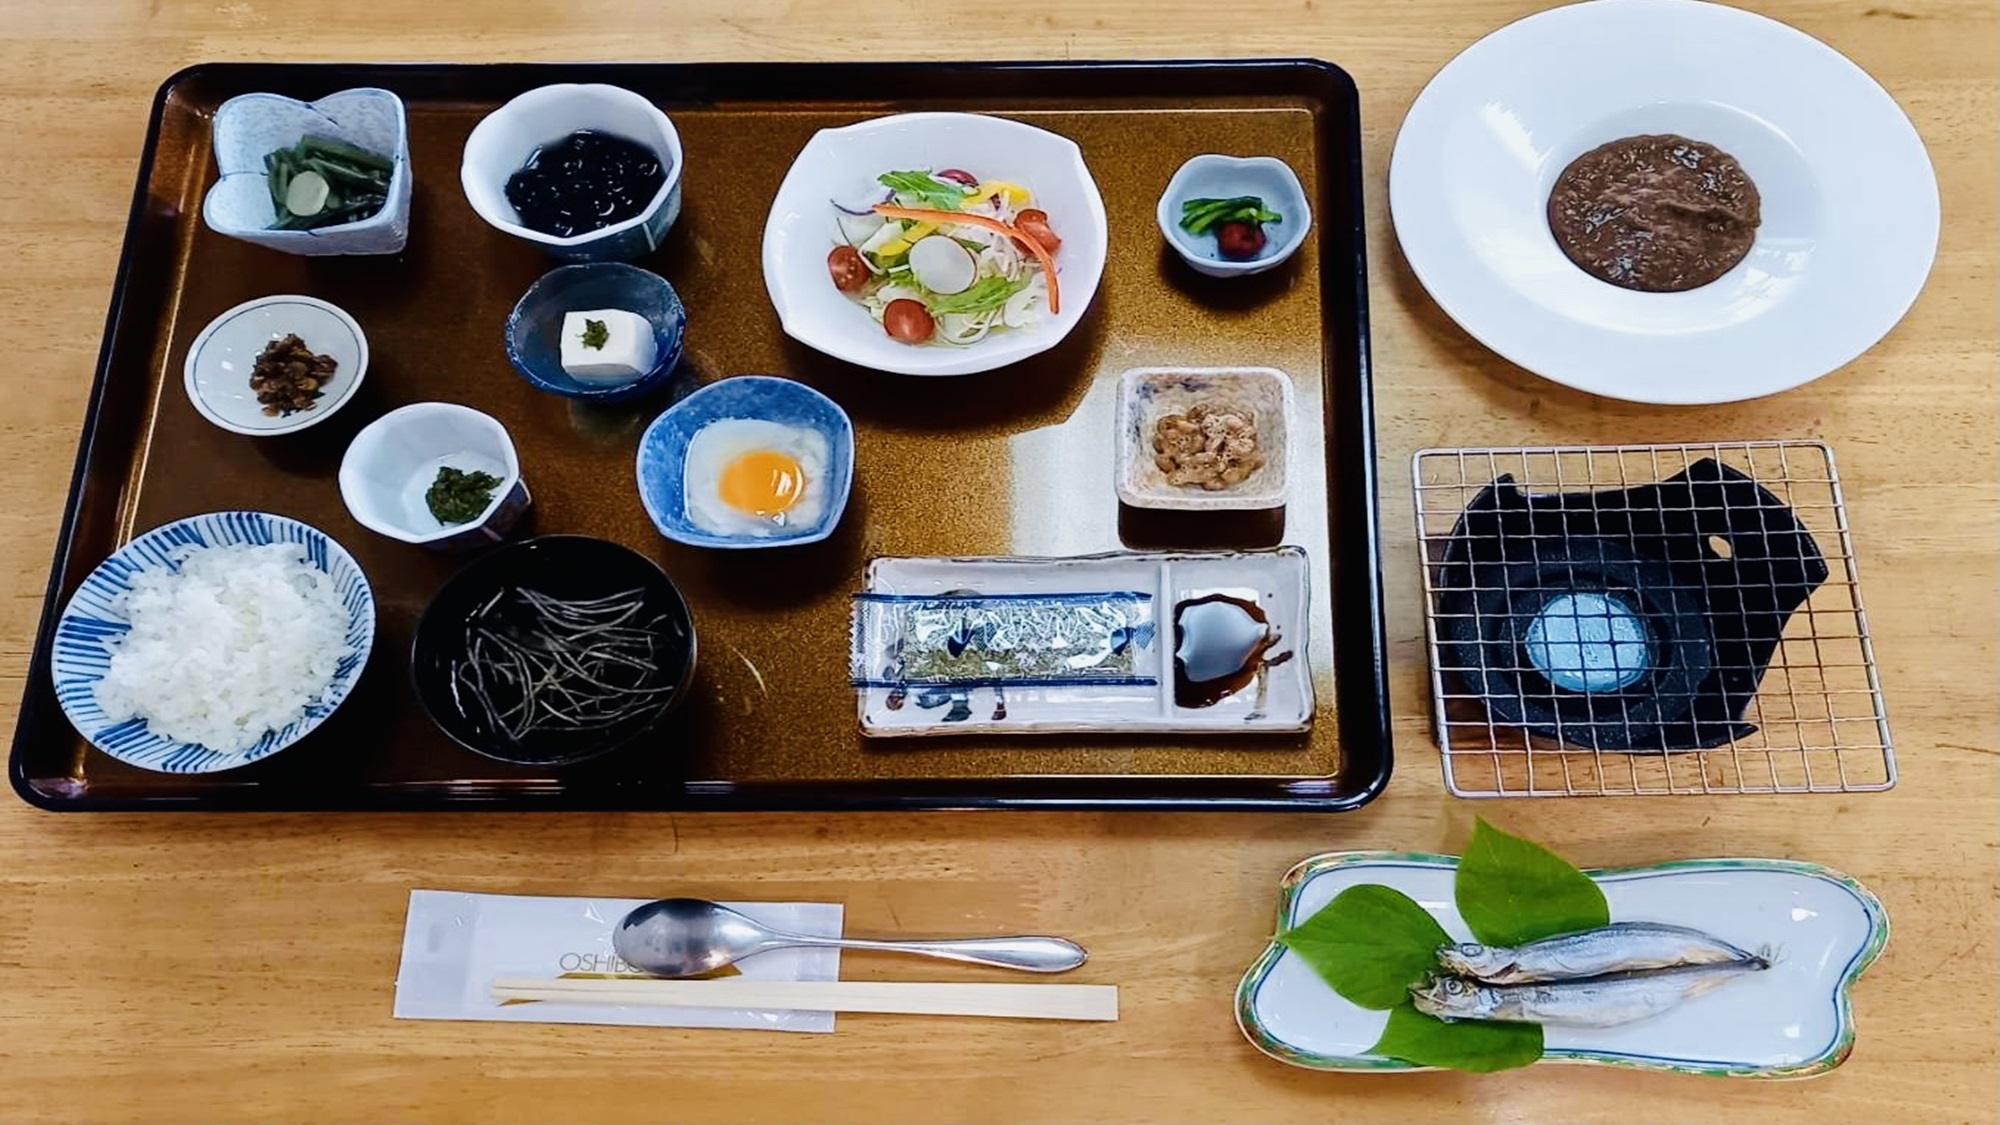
1411, 441, 1895, 798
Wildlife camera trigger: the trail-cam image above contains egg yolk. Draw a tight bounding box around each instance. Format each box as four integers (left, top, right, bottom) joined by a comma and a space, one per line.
719, 449, 806, 517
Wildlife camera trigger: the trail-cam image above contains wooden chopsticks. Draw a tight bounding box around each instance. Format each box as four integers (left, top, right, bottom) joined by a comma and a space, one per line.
490, 977, 1119, 1021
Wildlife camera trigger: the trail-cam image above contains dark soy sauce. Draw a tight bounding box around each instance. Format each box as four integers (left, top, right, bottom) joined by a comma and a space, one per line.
504, 130, 667, 239
1173, 593, 1277, 709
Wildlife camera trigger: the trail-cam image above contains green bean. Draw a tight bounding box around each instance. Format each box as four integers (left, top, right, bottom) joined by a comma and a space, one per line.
299, 133, 393, 174
301, 154, 388, 192
263, 135, 394, 230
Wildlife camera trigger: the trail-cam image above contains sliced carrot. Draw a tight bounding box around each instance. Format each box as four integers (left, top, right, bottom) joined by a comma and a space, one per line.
871, 204, 1062, 315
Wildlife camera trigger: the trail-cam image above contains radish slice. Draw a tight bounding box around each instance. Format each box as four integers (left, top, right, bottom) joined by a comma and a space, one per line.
908, 235, 977, 295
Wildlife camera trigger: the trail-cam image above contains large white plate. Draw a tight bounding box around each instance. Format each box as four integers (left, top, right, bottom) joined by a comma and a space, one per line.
1236, 853, 1888, 1078
1389, 0, 1939, 404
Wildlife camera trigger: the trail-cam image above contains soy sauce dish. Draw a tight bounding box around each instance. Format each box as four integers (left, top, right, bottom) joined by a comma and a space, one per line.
409, 536, 696, 768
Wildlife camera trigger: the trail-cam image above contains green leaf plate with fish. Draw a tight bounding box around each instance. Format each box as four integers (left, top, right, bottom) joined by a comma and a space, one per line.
1235, 823, 1888, 1078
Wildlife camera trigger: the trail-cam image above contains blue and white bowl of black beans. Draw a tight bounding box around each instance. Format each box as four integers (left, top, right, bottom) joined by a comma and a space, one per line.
460, 84, 685, 263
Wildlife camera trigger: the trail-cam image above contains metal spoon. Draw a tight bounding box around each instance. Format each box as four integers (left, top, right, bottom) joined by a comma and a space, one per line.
612, 897, 1088, 977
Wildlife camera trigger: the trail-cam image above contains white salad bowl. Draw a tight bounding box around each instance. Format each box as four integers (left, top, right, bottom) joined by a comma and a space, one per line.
760, 112, 1109, 377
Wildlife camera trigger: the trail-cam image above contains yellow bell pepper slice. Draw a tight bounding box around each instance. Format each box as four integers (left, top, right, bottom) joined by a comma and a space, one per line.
967, 181, 1031, 210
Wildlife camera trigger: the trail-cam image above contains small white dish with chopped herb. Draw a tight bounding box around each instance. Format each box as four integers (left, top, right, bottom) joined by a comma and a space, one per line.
338, 402, 532, 551
1236, 839, 1888, 1078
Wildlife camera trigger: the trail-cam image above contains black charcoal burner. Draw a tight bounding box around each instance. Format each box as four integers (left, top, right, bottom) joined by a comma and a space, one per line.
1435, 458, 1829, 752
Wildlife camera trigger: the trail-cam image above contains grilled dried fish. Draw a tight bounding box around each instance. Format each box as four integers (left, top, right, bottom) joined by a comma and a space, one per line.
1437, 922, 1759, 985
1411, 957, 1771, 1028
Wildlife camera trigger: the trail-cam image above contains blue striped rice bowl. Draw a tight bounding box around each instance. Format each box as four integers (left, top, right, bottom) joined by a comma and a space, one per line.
51, 511, 376, 773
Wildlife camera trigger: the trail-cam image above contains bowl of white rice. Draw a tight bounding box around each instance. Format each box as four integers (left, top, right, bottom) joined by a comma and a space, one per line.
51, 511, 376, 773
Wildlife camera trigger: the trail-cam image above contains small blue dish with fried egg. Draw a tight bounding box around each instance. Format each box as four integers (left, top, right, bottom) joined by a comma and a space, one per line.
635, 375, 855, 549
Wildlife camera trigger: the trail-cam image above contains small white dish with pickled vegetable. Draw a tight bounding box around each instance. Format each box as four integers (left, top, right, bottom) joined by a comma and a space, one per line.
1158, 154, 1311, 277
202, 87, 412, 256
761, 112, 1109, 377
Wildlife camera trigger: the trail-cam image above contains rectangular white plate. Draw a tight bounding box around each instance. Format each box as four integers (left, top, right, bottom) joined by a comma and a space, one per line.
853, 548, 1314, 737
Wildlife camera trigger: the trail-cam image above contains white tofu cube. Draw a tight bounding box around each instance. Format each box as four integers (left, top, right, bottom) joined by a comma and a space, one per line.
559, 308, 658, 382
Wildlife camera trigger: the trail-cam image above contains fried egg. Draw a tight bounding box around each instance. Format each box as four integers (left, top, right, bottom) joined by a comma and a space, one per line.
683, 418, 830, 537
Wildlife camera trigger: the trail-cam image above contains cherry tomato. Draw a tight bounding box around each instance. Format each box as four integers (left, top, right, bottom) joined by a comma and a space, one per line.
827, 244, 870, 293
935, 168, 979, 186
883, 299, 935, 344
1216, 220, 1266, 261
1014, 208, 1062, 254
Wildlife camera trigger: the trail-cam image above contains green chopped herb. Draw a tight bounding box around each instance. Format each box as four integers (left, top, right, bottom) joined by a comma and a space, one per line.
878, 169, 976, 212
581, 318, 610, 350
1178, 195, 1282, 236
926, 274, 1028, 316
426, 466, 503, 526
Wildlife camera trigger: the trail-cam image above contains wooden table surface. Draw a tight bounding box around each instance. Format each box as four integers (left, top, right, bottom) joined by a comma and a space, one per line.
1, 1, 1993, 1121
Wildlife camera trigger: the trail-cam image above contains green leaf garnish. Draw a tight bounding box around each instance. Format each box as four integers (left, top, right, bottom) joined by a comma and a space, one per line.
581, 318, 609, 350
1369, 1003, 1544, 1073
1456, 817, 1608, 947
1277, 884, 1450, 1009
879, 169, 974, 212
926, 275, 1028, 317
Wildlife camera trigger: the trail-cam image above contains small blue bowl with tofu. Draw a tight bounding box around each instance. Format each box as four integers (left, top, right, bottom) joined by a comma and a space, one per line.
505, 262, 686, 403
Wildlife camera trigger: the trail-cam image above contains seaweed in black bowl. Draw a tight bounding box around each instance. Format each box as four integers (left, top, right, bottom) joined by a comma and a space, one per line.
411, 536, 696, 767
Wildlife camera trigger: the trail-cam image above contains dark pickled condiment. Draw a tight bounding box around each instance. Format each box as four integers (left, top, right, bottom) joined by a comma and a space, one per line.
503, 130, 667, 239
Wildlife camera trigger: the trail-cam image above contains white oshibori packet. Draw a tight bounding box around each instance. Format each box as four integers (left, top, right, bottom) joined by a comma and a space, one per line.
394, 890, 844, 1032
